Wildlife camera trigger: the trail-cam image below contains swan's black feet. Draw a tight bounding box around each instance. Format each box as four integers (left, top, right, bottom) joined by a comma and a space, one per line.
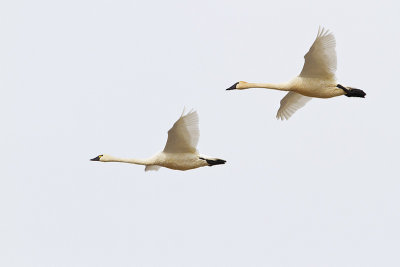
337, 84, 366, 98
337, 84, 349, 93
199, 157, 226, 166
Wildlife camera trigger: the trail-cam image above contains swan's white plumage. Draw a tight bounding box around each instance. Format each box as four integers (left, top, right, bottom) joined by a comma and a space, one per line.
277, 92, 312, 120
163, 110, 199, 153
277, 28, 336, 119
228, 27, 360, 120
91, 110, 225, 171
299, 27, 337, 79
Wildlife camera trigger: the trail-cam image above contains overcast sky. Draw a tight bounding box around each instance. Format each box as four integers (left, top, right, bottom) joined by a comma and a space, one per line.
1, 0, 400, 266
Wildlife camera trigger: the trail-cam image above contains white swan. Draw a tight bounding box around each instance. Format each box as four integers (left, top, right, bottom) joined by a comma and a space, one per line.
90, 110, 226, 171
226, 27, 366, 120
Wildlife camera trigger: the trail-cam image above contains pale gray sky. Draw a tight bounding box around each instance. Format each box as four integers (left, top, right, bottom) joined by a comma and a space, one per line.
1, 0, 400, 266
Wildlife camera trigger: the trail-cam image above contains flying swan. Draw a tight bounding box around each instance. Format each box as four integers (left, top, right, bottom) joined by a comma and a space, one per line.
226, 27, 366, 120
90, 110, 226, 171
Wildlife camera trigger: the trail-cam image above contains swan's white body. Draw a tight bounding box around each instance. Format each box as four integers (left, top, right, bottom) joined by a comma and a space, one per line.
228, 27, 362, 120
91, 110, 225, 171
98, 152, 212, 171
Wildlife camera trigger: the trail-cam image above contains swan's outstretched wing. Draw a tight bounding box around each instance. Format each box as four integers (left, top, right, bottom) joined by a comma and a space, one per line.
277, 92, 312, 120
163, 110, 199, 153
299, 27, 337, 79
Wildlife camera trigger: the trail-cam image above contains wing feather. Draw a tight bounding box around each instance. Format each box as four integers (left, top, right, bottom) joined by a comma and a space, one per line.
299, 27, 337, 78
163, 110, 199, 153
276, 92, 312, 120
145, 165, 161, 172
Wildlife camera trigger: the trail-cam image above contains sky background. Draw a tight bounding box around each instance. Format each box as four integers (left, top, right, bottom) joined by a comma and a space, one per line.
1, 0, 400, 266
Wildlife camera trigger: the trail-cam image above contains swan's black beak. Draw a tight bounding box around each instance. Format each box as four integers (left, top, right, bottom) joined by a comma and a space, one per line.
90, 155, 102, 161
226, 82, 239, 90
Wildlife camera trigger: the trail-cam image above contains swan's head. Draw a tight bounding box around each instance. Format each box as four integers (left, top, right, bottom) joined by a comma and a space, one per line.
226, 81, 248, 90
90, 154, 104, 161
345, 88, 366, 98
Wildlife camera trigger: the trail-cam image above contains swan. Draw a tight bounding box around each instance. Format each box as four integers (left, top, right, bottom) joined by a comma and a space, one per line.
226, 27, 366, 120
90, 109, 226, 171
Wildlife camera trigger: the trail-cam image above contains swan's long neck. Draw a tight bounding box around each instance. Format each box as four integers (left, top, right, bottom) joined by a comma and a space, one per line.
238, 81, 290, 91
102, 155, 153, 166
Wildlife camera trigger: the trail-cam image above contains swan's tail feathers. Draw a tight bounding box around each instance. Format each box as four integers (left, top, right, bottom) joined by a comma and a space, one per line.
145, 165, 161, 172
200, 157, 226, 166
